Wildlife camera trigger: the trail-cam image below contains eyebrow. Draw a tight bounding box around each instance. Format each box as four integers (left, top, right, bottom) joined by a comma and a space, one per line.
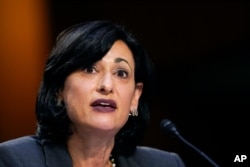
114, 57, 131, 69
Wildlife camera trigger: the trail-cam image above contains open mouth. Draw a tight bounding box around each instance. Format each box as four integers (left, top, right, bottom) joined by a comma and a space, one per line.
91, 99, 117, 112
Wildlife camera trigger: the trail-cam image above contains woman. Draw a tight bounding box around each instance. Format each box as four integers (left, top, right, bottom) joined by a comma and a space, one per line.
0, 20, 185, 167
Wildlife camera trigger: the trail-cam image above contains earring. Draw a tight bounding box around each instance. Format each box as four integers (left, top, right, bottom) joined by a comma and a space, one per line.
56, 98, 63, 107
129, 109, 138, 117
54, 98, 66, 116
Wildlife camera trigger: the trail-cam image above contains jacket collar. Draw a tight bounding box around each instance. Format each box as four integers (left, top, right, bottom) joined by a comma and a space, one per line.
42, 140, 72, 167
41, 139, 140, 167
118, 155, 141, 167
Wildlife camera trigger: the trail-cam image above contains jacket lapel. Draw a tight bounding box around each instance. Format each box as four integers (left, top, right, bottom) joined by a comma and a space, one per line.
118, 156, 141, 167
42, 140, 72, 167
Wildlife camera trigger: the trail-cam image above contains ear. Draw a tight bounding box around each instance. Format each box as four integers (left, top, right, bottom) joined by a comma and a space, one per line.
57, 89, 64, 101
131, 82, 143, 110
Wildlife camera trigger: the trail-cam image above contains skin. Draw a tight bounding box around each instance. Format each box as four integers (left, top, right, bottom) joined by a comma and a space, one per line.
59, 40, 143, 167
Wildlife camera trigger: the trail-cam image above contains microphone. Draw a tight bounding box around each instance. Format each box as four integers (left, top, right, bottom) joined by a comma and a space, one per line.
160, 119, 220, 167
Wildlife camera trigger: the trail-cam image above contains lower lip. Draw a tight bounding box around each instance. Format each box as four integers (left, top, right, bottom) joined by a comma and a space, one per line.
92, 106, 116, 112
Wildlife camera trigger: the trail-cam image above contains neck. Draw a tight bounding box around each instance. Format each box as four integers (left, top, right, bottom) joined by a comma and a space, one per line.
67, 132, 115, 167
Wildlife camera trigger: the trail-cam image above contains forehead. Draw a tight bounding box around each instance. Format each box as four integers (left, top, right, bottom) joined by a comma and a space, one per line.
103, 40, 134, 63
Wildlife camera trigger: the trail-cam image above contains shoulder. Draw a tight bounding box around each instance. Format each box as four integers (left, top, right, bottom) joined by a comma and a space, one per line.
0, 136, 45, 166
133, 146, 186, 167
0, 135, 42, 152
0, 135, 41, 146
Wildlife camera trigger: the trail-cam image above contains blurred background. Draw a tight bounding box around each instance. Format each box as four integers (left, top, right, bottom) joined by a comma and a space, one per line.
0, 1, 249, 166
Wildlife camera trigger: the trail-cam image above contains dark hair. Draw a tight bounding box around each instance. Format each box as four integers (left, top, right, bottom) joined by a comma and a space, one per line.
36, 20, 155, 156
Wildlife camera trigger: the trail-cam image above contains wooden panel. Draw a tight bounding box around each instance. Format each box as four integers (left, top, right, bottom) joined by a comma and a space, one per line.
0, 0, 49, 142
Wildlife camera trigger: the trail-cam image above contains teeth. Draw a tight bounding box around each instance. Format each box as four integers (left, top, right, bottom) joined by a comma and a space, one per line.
100, 102, 109, 106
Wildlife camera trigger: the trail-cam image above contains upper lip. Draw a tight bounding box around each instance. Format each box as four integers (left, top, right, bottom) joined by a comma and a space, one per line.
91, 99, 117, 108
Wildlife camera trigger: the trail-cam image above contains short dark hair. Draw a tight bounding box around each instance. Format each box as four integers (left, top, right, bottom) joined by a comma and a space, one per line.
36, 20, 155, 156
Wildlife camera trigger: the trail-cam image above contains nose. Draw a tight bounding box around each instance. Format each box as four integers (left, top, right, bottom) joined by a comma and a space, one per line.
97, 73, 113, 94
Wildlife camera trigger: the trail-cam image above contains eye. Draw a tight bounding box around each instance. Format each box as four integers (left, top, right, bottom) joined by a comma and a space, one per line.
84, 65, 97, 73
116, 69, 128, 78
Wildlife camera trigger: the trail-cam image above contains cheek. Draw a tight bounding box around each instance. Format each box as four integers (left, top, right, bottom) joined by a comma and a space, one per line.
63, 81, 91, 107
63, 83, 91, 122
118, 86, 135, 110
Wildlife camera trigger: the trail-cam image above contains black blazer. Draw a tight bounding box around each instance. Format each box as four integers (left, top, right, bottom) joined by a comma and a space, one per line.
0, 136, 186, 167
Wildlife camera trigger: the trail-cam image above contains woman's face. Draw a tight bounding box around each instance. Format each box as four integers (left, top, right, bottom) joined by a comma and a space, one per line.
60, 40, 143, 136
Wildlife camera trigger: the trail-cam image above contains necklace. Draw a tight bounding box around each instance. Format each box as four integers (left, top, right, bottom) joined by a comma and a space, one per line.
109, 155, 116, 167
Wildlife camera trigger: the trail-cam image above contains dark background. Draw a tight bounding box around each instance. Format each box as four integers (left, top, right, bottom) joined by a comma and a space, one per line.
47, 1, 250, 167
1, 1, 249, 167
